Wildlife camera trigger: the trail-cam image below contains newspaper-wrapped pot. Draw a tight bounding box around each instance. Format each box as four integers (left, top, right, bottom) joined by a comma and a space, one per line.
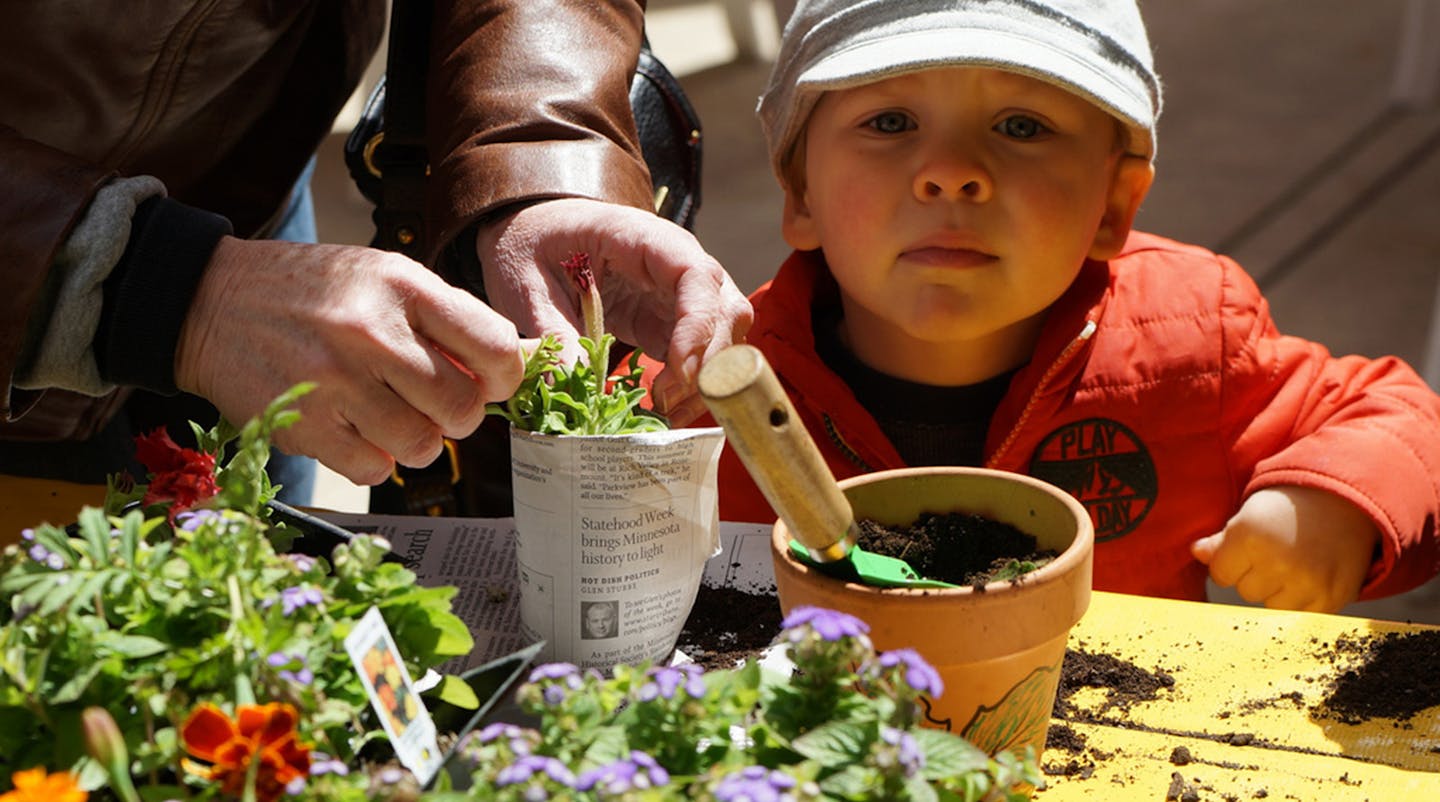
510, 426, 725, 669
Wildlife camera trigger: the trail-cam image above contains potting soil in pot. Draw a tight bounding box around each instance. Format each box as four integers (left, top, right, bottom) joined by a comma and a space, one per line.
854, 510, 1059, 588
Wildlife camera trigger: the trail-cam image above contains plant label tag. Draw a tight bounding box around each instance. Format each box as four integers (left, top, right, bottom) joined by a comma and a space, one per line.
344, 606, 443, 784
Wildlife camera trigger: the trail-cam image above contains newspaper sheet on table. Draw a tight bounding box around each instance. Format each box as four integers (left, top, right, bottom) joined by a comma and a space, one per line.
318, 513, 776, 675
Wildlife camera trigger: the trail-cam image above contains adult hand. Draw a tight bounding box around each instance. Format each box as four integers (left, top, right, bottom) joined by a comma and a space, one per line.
175, 237, 525, 485
1191, 485, 1379, 613
475, 198, 753, 426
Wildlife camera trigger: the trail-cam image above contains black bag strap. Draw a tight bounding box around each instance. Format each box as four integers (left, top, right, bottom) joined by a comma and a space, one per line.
368, 2, 432, 260
364, 3, 464, 515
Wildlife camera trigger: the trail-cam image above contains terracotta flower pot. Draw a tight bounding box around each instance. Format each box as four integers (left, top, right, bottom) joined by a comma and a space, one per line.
770, 466, 1093, 761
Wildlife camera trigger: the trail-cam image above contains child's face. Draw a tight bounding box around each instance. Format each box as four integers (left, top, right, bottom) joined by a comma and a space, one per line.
783, 67, 1152, 382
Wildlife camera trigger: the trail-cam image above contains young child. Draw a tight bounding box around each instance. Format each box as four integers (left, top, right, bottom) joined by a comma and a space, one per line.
669, 0, 1440, 612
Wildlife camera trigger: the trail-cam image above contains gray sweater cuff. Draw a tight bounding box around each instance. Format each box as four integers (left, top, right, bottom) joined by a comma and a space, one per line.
14, 175, 166, 395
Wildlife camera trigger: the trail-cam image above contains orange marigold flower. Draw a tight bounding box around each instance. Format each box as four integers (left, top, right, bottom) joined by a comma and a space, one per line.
181, 702, 312, 802
0, 767, 87, 802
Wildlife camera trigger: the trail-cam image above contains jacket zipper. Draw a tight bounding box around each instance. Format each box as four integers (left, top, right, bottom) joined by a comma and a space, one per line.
822, 413, 873, 474
985, 319, 1098, 468
106, 0, 225, 167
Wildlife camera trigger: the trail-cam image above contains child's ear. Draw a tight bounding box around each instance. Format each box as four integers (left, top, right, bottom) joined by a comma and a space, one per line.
781, 186, 823, 251
1089, 156, 1155, 260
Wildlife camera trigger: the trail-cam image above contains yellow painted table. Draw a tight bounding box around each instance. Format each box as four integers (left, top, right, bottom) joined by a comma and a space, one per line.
1041, 591, 1440, 799
3, 475, 1438, 797
0, 474, 105, 546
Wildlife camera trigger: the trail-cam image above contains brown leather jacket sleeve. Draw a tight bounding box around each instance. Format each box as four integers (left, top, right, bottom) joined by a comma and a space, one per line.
425, 0, 655, 264
0, 126, 114, 420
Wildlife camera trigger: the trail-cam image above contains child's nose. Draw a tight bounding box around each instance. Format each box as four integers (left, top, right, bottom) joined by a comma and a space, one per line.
914, 154, 992, 202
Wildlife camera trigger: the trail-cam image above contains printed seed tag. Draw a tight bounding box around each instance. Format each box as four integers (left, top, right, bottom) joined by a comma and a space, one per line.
344, 606, 443, 783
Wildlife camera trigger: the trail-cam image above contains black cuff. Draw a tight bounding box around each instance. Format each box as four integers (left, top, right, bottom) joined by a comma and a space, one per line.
438, 220, 486, 301
439, 199, 552, 302
95, 196, 233, 394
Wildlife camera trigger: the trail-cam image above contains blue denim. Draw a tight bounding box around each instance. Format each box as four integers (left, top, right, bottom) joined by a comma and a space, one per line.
263, 156, 320, 507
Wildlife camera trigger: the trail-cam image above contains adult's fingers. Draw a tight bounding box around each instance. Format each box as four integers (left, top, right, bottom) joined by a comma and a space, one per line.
177, 238, 528, 482
397, 280, 527, 436
269, 403, 398, 487
662, 265, 754, 383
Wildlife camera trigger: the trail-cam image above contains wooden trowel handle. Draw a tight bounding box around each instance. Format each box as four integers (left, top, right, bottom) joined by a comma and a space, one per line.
698, 344, 855, 562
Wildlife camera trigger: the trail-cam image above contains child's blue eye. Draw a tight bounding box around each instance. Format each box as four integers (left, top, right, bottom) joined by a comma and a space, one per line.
996, 115, 1047, 139
866, 111, 914, 134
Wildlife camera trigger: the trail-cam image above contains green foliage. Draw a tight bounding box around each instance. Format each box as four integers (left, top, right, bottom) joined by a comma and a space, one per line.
0, 385, 472, 796
0, 384, 1038, 802
451, 609, 1042, 801
486, 334, 668, 435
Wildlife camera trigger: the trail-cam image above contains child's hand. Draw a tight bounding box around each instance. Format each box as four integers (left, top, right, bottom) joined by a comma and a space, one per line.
1190, 486, 1379, 613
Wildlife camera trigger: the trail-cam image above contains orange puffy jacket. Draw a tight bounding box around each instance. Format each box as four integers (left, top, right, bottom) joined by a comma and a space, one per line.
649, 232, 1440, 602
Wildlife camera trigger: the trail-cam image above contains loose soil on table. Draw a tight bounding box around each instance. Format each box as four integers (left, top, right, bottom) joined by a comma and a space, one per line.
854, 511, 1058, 588
1052, 647, 1177, 721
1042, 648, 1176, 782
1310, 629, 1440, 724
677, 584, 783, 671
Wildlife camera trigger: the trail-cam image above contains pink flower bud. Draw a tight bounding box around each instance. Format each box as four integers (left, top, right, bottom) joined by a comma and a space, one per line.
82, 706, 127, 768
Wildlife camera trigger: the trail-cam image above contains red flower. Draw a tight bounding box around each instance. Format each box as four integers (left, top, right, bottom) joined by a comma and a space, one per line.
561, 251, 594, 292
181, 702, 311, 802
134, 428, 219, 521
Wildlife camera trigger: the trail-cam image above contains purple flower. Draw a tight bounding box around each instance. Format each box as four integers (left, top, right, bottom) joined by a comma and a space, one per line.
175, 509, 222, 532
20, 528, 34, 542
281, 667, 313, 684
526, 662, 584, 706
528, 663, 584, 684
496, 755, 575, 788
878, 648, 944, 698
713, 766, 799, 802
464, 722, 537, 759
267, 651, 314, 685
476, 722, 528, 744
637, 664, 706, 702
880, 727, 925, 777
309, 753, 349, 776
377, 767, 406, 785
263, 585, 324, 616
781, 606, 869, 643
25, 538, 67, 569
575, 752, 669, 796
284, 776, 307, 796
286, 553, 317, 573
782, 607, 875, 681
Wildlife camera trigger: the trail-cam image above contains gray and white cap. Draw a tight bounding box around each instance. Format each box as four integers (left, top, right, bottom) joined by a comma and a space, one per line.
758, 0, 1162, 180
